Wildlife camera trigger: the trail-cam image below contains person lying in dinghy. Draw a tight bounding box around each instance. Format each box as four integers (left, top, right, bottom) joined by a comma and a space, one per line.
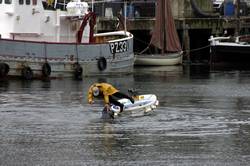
87, 83, 134, 112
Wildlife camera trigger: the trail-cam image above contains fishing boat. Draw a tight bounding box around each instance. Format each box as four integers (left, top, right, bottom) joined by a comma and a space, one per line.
208, 0, 250, 66
134, 0, 183, 66
209, 35, 250, 65
0, 0, 134, 79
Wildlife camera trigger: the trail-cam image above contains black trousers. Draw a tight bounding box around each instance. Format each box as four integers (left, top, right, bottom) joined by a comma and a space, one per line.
109, 92, 134, 111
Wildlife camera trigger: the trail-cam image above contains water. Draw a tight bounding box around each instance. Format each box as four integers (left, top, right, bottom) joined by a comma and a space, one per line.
1, 65, 250, 165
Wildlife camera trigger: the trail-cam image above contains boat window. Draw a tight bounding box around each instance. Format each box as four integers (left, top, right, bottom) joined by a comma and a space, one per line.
19, 0, 24, 5
5, 0, 12, 4
0, 0, 2, 4
26, 0, 30, 5
42, 0, 68, 11
32, 0, 37, 5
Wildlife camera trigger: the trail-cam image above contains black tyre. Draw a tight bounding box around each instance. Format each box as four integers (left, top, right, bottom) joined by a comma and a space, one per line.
74, 63, 83, 80
42, 63, 51, 77
0, 63, 9, 77
97, 57, 107, 71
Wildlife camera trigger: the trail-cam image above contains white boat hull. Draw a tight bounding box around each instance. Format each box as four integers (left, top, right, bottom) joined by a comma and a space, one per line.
134, 52, 183, 66
110, 94, 159, 117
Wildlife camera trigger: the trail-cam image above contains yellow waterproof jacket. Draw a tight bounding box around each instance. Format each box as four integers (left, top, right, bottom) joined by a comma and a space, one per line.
88, 83, 119, 104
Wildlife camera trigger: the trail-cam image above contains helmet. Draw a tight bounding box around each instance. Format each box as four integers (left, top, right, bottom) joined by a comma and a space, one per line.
92, 86, 100, 97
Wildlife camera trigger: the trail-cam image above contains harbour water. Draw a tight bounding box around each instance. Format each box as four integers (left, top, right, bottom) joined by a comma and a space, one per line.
1, 65, 250, 165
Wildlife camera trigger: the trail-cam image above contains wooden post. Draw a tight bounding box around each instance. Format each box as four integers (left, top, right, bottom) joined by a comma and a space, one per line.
182, 20, 190, 63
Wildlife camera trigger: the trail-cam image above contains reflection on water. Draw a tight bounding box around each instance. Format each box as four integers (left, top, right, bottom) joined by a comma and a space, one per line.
1, 65, 250, 165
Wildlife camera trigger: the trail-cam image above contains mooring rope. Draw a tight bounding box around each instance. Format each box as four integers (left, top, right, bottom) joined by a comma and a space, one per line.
183, 44, 211, 54
134, 36, 211, 55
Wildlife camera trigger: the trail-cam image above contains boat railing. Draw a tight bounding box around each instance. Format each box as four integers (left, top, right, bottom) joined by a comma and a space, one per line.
208, 36, 231, 42
209, 35, 250, 44
209, 35, 235, 45
239, 35, 250, 42
88, 0, 156, 20
44, 0, 156, 20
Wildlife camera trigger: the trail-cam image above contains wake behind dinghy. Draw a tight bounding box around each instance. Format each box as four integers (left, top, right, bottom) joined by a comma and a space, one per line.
103, 94, 159, 118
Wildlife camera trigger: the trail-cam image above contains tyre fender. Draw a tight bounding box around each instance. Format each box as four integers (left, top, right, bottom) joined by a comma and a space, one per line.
97, 57, 107, 71
74, 63, 83, 79
42, 63, 51, 77
0, 63, 9, 77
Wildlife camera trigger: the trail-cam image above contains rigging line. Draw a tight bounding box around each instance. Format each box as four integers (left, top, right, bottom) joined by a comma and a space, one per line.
137, 44, 211, 55
133, 37, 152, 55
137, 45, 150, 55
138, 41, 153, 55
44, 43, 48, 62
183, 44, 210, 53
75, 44, 79, 63
134, 36, 211, 55
134, 37, 151, 45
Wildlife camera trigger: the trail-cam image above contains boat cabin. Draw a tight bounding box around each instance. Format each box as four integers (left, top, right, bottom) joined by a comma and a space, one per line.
0, 0, 91, 43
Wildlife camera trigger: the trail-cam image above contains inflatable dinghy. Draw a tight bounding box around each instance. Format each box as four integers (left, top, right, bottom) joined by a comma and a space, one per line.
110, 94, 159, 117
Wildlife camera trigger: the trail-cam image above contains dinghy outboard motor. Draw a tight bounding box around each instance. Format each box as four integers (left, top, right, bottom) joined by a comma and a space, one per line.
101, 105, 114, 119
128, 88, 139, 100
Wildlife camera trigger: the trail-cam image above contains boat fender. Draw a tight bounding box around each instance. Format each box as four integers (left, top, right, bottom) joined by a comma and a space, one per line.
42, 63, 51, 77
74, 63, 83, 79
0, 63, 9, 77
97, 57, 107, 71
22, 66, 33, 80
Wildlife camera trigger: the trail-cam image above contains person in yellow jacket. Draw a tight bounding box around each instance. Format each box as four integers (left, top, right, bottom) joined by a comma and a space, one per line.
88, 83, 134, 112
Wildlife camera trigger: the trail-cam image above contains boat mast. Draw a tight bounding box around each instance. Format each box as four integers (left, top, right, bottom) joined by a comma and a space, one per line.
235, 0, 240, 36
54, 0, 57, 9
162, 0, 166, 55
124, 1, 127, 32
